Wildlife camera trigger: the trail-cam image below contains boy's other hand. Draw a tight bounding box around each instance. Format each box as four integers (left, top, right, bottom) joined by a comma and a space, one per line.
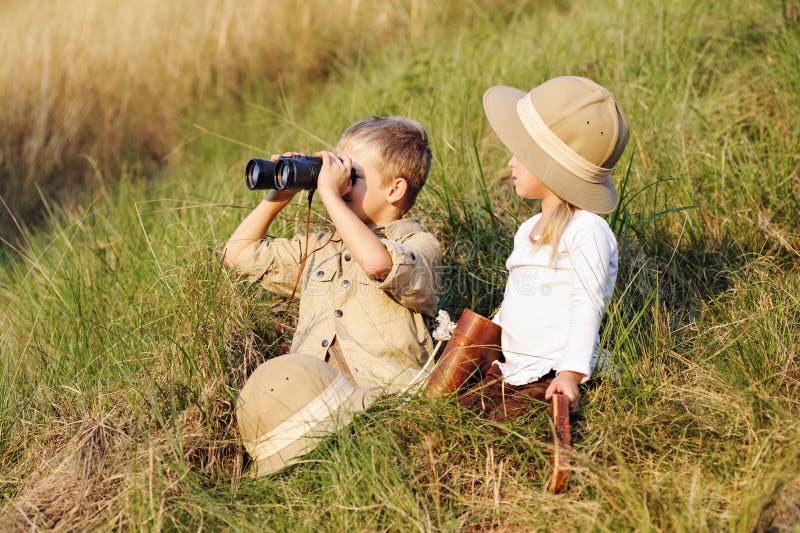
269, 151, 307, 162
263, 188, 299, 203
316, 150, 353, 200
545, 371, 584, 411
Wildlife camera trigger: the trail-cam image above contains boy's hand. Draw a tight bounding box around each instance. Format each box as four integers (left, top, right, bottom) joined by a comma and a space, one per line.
223, 149, 307, 268
315, 150, 353, 200
545, 371, 584, 411
270, 151, 306, 162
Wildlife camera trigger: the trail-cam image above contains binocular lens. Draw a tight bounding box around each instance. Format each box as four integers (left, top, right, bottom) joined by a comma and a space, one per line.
274, 157, 320, 191
245, 155, 357, 191
276, 164, 291, 190
245, 159, 277, 190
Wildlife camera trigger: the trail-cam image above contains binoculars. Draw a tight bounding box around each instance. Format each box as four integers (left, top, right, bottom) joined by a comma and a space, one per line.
245, 155, 357, 191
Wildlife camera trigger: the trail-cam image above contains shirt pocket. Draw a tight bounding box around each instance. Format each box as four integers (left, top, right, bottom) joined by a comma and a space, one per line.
303, 263, 338, 298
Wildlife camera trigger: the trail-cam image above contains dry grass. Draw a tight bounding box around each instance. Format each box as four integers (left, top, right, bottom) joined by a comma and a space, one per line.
0, 411, 135, 530
0, 0, 443, 238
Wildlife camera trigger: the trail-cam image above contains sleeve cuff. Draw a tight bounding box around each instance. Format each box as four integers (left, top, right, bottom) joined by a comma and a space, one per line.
556, 366, 591, 384
231, 239, 274, 282
376, 238, 417, 289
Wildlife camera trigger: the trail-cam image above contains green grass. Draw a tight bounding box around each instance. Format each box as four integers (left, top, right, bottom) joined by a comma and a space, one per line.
2, 0, 800, 530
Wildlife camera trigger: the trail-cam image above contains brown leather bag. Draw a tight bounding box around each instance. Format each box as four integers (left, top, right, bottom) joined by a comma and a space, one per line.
424, 309, 503, 397
424, 308, 573, 494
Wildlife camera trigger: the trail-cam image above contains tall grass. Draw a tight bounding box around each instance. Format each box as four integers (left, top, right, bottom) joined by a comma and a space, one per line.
1, 0, 800, 530
0, 0, 471, 240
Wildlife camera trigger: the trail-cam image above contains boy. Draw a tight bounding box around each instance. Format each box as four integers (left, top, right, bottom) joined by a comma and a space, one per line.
223, 116, 441, 392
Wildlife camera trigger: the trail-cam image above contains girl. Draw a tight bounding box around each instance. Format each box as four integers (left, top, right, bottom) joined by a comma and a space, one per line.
459, 76, 629, 421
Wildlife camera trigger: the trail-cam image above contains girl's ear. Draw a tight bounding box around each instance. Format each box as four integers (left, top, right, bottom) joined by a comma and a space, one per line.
386, 177, 408, 205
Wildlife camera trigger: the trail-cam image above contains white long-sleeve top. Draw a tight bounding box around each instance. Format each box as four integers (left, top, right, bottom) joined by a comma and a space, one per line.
492, 210, 618, 386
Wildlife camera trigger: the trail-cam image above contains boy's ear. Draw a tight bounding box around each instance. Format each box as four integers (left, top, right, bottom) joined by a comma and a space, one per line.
385, 177, 408, 205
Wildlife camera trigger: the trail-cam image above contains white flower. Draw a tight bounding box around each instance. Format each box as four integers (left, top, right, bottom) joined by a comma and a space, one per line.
432, 309, 456, 341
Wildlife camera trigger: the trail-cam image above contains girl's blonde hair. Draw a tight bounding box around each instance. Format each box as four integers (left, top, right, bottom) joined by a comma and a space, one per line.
531, 200, 577, 260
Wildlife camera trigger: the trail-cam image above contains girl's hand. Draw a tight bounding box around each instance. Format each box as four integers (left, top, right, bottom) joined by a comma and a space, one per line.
545, 371, 585, 411
315, 150, 353, 200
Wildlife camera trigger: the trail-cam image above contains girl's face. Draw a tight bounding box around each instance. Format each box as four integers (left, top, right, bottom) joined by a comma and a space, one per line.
507, 155, 552, 200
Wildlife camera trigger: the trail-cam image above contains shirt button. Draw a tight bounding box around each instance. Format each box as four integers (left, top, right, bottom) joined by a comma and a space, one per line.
316, 270, 324, 278
344, 253, 351, 261
321, 339, 329, 347
334, 309, 343, 317
341, 279, 350, 288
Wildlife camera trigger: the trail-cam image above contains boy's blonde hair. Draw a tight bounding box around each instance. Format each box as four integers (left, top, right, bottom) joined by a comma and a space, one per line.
338, 116, 432, 210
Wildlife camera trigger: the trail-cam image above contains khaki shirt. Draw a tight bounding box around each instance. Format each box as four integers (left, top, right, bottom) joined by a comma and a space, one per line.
233, 218, 442, 392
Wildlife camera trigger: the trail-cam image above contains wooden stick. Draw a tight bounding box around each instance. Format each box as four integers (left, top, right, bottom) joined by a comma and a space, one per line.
548, 392, 571, 494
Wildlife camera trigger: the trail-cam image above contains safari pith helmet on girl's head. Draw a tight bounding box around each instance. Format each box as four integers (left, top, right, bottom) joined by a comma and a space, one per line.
483, 76, 629, 214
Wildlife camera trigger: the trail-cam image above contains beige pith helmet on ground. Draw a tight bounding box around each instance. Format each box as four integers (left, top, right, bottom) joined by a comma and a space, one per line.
237, 353, 378, 477
483, 76, 629, 214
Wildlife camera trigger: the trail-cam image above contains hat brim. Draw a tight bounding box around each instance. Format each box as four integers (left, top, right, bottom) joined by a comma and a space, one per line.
483, 86, 618, 214
250, 386, 380, 477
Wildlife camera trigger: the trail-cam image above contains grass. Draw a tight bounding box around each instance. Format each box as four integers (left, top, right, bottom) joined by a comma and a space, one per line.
1, 0, 800, 530
0, 0, 480, 240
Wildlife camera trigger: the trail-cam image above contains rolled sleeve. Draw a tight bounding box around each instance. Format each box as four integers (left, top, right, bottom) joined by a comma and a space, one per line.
232, 234, 306, 298
376, 233, 441, 318
559, 224, 618, 379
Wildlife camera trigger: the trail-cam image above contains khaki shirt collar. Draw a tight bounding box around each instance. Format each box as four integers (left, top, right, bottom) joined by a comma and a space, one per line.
331, 218, 424, 242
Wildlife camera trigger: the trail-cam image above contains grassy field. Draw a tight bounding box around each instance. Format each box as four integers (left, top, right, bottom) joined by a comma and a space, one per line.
2, 0, 800, 530
0, 0, 465, 240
